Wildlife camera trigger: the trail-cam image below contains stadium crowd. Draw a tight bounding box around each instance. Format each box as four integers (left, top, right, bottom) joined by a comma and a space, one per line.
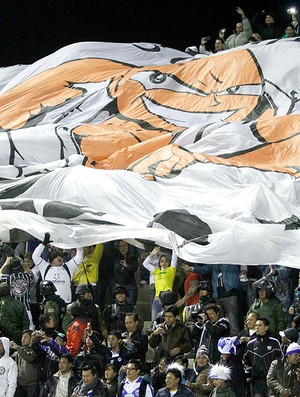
0, 232, 299, 397
185, 6, 300, 56
0, 6, 300, 397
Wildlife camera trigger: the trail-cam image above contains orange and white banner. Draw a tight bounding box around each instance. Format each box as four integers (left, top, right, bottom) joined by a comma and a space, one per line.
0, 39, 300, 267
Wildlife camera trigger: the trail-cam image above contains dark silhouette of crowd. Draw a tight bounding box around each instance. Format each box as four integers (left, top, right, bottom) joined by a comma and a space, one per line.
185, 6, 300, 56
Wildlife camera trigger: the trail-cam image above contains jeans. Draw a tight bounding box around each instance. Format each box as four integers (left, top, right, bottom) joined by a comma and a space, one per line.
125, 283, 138, 306
15, 384, 39, 397
152, 299, 162, 322
251, 380, 270, 397
97, 274, 115, 311
217, 295, 240, 335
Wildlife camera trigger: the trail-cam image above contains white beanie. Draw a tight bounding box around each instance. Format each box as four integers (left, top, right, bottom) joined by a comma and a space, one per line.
286, 342, 300, 356
209, 364, 231, 380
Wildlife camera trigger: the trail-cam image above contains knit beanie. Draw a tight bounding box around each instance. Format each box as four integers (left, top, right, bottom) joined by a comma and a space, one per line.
286, 342, 300, 356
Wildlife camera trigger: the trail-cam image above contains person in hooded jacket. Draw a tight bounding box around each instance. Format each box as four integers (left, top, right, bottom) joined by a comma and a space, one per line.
74, 327, 106, 377
0, 282, 30, 344
0, 337, 18, 397
62, 284, 103, 334
66, 302, 89, 357
248, 276, 287, 338
267, 342, 300, 397
40, 280, 66, 332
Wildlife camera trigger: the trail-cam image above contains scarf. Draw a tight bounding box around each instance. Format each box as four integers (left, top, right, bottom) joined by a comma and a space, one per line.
80, 376, 99, 394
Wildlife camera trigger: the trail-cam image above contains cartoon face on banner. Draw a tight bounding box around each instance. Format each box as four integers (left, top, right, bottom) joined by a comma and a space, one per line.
0, 49, 265, 131
0, 44, 299, 177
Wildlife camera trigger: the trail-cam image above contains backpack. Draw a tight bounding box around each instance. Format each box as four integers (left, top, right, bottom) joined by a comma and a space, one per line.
44, 263, 72, 281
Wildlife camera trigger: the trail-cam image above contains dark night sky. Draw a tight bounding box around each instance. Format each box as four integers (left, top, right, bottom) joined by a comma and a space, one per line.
0, 0, 296, 66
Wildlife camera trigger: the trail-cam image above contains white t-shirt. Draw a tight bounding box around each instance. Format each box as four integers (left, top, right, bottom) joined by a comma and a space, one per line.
33, 243, 83, 303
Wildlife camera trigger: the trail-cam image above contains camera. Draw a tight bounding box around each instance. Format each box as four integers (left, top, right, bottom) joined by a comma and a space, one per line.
190, 311, 199, 322
287, 7, 298, 15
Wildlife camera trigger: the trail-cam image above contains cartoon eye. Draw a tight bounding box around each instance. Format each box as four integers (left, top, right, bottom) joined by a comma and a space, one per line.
226, 86, 240, 94
150, 72, 167, 84
131, 70, 206, 96
216, 84, 262, 97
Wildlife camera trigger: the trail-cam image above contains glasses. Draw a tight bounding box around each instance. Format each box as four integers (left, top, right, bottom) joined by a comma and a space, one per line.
126, 367, 137, 371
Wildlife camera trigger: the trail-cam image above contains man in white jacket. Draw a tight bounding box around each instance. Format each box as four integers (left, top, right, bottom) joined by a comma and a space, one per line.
219, 7, 253, 49
0, 337, 18, 397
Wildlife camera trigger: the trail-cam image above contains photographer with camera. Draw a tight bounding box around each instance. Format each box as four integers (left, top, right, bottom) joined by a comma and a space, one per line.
10, 330, 40, 396
149, 305, 192, 363
183, 281, 215, 333
191, 303, 230, 364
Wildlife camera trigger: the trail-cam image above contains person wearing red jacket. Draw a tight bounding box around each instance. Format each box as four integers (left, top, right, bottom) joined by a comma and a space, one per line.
66, 302, 89, 357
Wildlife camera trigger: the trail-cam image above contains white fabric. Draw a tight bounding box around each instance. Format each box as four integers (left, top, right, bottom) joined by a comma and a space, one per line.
0, 39, 300, 269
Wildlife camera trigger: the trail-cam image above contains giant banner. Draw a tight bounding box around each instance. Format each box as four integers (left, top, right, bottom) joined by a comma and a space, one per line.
0, 39, 300, 267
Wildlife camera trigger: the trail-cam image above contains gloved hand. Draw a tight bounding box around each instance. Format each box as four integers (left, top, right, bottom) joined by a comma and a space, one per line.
42, 232, 52, 246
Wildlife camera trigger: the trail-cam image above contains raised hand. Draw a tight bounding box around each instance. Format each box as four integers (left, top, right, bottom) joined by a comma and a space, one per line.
236, 7, 245, 17
42, 232, 53, 246
150, 246, 160, 257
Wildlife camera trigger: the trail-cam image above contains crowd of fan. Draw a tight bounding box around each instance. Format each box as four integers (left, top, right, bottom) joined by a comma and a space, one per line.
185, 6, 300, 56
0, 233, 300, 397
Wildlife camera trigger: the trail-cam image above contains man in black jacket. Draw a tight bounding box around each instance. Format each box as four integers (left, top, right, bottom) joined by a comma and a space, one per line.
122, 313, 148, 363
71, 364, 108, 397
102, 285, 138, 337
244, 317, 283, 397
192, 303, 230, 364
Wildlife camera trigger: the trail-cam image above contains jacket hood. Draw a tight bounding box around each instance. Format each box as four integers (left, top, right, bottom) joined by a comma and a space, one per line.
0, 282, 10, 297
0, 337, 10, 357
